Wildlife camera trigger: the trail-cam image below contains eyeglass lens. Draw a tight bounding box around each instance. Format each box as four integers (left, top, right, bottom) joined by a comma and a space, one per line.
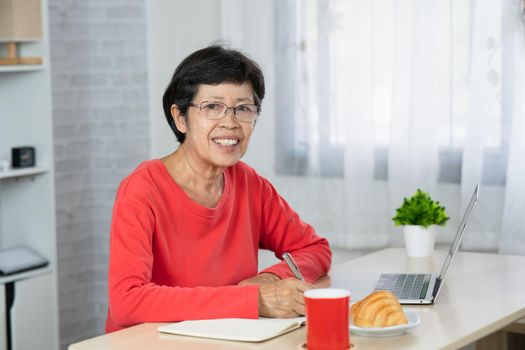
199, 101, 258, 122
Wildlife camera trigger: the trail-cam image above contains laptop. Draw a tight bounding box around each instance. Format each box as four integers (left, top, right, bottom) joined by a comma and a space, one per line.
332, 184, 479, 305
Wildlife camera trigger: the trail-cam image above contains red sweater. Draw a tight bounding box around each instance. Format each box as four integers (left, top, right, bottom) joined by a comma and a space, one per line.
106, 160, 331, 333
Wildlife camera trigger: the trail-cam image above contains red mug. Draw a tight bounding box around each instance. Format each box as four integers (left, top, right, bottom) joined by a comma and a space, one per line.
304, 288, 350, 350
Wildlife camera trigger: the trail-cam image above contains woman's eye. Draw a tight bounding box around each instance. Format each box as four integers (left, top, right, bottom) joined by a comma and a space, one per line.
236, 105, 249, 112
204, 103, 219, 110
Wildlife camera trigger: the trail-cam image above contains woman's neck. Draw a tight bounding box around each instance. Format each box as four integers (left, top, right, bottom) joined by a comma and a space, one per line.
162, 144, 224, 207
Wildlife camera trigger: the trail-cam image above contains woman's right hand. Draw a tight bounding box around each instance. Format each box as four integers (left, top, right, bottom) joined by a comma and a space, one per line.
258, 278, 316, 318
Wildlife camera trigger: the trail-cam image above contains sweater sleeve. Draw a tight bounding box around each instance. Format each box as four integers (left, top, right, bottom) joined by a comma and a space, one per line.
107, 182, 259, 330
257, 178, 332, 283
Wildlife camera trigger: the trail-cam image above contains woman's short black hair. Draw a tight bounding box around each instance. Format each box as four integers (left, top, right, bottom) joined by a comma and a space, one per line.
162, 45, 265, 143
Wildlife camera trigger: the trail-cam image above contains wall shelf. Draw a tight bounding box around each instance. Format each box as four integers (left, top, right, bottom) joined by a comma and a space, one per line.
0, 65, 45, 73
0, 0, 59, 348
0, 166, 50, 180
0, 266, 52, 285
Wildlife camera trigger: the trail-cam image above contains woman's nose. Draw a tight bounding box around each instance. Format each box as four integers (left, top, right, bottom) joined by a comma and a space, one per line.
218, 107, 239, 126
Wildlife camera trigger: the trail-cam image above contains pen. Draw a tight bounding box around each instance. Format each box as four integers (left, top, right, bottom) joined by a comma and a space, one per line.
283, 252, 304, 281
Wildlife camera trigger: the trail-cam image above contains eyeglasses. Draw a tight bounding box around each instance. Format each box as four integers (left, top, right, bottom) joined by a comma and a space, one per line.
188, 101, 261, 123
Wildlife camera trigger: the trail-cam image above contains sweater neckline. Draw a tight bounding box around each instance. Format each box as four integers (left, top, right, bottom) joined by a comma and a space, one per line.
153, 159, 231, 218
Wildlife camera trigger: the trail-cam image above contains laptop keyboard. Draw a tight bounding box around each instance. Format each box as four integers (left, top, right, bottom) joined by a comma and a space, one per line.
373, 274, 431, 300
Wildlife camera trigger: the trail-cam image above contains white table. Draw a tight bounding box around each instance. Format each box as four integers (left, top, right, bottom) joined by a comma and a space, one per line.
69, 248, 525, 350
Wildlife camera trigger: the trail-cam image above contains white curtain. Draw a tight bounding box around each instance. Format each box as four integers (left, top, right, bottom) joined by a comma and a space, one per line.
499, 0, 525, 255
222, 0, 525, 254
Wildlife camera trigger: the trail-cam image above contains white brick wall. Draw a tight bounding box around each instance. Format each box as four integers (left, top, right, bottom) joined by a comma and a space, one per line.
49, 0, 149, 348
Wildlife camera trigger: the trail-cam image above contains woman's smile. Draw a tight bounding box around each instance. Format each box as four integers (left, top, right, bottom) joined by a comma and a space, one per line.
212, 137, 240, 147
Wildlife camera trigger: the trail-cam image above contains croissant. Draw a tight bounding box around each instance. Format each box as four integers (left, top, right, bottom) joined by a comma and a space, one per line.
351, 291, 408, 327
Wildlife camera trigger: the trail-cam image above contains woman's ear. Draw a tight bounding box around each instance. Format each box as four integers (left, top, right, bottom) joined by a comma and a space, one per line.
171, 104, 188, 133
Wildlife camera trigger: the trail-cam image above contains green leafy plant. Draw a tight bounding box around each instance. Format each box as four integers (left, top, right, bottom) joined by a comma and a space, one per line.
392, 189, 449, 228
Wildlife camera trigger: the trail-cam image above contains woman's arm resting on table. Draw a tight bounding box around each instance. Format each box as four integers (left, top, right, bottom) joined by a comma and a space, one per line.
257, 178, 332, 283
108, 194, 260, 330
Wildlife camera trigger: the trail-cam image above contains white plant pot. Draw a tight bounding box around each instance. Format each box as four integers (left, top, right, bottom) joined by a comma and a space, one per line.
403, 225, 436, 258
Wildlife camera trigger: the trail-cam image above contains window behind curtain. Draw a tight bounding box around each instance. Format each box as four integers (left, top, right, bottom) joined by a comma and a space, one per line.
274, 0, 509, 185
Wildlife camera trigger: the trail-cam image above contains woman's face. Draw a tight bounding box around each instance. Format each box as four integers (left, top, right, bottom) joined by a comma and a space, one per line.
173, 82, 257, 170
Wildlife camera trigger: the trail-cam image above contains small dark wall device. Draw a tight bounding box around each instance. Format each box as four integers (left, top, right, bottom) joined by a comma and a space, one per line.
12, 146, 36, 168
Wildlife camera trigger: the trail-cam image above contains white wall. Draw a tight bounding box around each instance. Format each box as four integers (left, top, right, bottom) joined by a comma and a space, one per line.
148, 0, 222, 158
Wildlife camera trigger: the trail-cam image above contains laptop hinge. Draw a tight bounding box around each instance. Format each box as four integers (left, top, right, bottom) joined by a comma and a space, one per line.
431, 276, 442, 301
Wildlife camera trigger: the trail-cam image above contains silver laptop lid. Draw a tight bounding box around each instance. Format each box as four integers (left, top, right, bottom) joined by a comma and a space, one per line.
437, 184, 479, 280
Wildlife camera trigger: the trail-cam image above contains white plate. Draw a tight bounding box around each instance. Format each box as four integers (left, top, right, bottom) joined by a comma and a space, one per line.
350, 311, 420, 337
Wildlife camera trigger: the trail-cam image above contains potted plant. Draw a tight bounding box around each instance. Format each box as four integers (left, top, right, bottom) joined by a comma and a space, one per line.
392, 189, 449, 257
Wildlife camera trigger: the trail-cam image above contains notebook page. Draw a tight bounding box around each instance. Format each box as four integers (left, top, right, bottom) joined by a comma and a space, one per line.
158, 317, 306, 342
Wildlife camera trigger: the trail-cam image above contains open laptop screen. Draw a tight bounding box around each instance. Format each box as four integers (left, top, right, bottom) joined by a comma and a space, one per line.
438, 185, 479, 279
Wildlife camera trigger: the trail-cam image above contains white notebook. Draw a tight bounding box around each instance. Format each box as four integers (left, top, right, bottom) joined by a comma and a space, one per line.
158, 317, 306, 342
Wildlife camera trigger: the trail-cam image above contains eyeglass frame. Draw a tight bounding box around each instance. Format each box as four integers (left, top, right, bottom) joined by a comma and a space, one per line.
187, 100, 261, 123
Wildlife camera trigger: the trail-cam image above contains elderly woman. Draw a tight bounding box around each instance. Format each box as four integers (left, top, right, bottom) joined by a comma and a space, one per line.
105, 45, 332, 332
